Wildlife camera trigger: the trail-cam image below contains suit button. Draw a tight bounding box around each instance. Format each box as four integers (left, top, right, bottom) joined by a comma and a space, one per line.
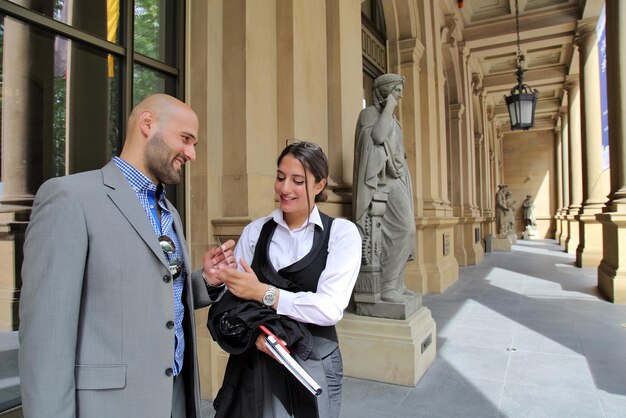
163, 275, 171, 283
165, 368, 174, 377
166, 321, 175, 329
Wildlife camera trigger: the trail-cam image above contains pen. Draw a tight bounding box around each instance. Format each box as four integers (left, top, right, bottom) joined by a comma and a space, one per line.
259, 324, 290, 354
216, 235, 224, 255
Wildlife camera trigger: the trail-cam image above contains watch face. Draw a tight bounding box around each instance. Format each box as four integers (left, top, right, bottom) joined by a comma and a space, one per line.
263, 288, 276, 306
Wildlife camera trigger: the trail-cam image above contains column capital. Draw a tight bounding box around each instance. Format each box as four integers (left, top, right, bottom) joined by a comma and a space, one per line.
455, 40, 469, 61
564, 75, 580, 91
443, 14, 461, 48
575, 17, 599, 39
472, 72, 483, 96
487, 104, 496, 122
399, 37, 425, 67
474, 133, 484, 147
449, 103, 465, 120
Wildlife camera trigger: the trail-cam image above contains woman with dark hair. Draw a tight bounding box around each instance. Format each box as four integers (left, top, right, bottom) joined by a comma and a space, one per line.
208, 140, 361, 418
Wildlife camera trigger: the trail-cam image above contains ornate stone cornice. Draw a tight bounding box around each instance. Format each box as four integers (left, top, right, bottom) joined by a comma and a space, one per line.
399, 37, 425, 68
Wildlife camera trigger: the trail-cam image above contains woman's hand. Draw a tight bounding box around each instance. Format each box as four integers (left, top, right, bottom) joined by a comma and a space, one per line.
255, 334, 276, 359
255, 332, 288, 362
216, 259, 268, 303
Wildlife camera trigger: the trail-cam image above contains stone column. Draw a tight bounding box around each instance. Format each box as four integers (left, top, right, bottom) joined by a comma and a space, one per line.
575, 18, 608, 267
564, 76, 583, 254
554, 125, 563, 240
397, 36, 428, 295
487, 107, 498, 237
0, 0, 54, 331
220, 0, 279, 222
451, 43, 483, 266
325, 0, 362, 204
0, 0, 54, 206
597, 0, 626, 303
559, 108, 570, 246
449, 103, 468, 265
416, 6, 458, 294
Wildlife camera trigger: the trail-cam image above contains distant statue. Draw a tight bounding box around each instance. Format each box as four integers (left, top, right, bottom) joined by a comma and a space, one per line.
353, 73, 417, 310
495, 184, 509, 237
505, 191, 516, 234
522, 195, 536, 229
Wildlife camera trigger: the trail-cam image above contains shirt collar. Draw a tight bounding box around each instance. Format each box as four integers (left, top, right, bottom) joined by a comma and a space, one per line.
112, 157, 165, 199
271, 205, 323, 231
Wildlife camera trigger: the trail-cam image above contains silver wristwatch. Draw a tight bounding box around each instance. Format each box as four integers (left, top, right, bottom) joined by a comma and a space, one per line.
262, 285, 277, 307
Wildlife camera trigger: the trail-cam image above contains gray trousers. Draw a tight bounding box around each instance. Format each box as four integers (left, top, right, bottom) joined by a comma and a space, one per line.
322, 347, 344, 418
171, 376, 186, 418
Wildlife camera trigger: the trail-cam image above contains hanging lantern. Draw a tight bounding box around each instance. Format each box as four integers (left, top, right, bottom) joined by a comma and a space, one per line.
504, 0, 539, 130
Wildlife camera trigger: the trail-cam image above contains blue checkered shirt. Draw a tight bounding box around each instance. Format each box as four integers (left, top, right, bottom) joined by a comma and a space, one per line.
113, 157, 186, 376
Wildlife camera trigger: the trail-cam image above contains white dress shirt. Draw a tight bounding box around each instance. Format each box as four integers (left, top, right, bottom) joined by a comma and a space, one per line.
234, 206, 362, 327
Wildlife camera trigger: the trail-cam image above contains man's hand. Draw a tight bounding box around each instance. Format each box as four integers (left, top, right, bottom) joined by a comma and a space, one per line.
216, 259, 273, 304
202, 239, 236, 286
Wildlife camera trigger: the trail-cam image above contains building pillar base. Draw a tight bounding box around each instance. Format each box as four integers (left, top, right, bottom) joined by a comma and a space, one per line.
576, 212, 604, 268
596, 212, 626, 304
0, 211, 28, 331
565, 214, 580, 254
491, 237, 512, 252
336, 308, 436, 386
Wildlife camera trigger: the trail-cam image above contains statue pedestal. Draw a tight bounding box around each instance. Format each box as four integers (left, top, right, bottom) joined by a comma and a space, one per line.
336, 308, 436, 386
523, 227, 537, 240
354, 292, 421, 320
492, 237, 512, 252
507, 233, 517, 244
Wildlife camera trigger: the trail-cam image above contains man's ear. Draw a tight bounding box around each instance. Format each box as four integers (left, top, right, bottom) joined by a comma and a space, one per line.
138, 110, 155, 138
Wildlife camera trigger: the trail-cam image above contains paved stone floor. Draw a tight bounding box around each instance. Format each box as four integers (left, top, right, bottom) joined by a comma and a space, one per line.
3, 239, 626, 417
204, 239, 626, 417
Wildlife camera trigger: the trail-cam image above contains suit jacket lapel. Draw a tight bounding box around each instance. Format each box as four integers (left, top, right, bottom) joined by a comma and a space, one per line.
101, 161, 168, 268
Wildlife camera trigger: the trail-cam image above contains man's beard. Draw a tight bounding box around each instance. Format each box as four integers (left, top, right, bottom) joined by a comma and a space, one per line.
144, 131, 184, 185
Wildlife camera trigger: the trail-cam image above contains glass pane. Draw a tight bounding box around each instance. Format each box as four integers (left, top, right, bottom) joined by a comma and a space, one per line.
134, 0, 177, 65
66, 40, 121, 174
520, 100, 533, 125
133, 64, 176, 106
0, 15, 121, 203
6, 0, 121, 44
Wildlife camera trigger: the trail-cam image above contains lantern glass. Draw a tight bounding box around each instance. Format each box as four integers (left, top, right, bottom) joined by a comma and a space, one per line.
507, 98, 519, 127
520, 98, 533, 125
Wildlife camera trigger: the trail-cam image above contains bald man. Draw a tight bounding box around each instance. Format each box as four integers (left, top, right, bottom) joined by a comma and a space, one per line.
19, 94, 235, 418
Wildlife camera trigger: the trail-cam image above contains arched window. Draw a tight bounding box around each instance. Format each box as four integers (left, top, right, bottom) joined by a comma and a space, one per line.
361, 0, 386, 107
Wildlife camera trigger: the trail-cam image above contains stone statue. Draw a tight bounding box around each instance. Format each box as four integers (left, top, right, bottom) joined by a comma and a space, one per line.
352, 73, 419, 319
505, 191, 516, 234
522, 195, 536, 229
495, 184, 509, 237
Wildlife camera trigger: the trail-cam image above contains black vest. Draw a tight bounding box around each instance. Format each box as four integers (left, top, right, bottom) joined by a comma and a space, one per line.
251, 213, 339, 357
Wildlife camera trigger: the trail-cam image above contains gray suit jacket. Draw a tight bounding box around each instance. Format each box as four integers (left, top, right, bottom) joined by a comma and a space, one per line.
19, 161, 216, 418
